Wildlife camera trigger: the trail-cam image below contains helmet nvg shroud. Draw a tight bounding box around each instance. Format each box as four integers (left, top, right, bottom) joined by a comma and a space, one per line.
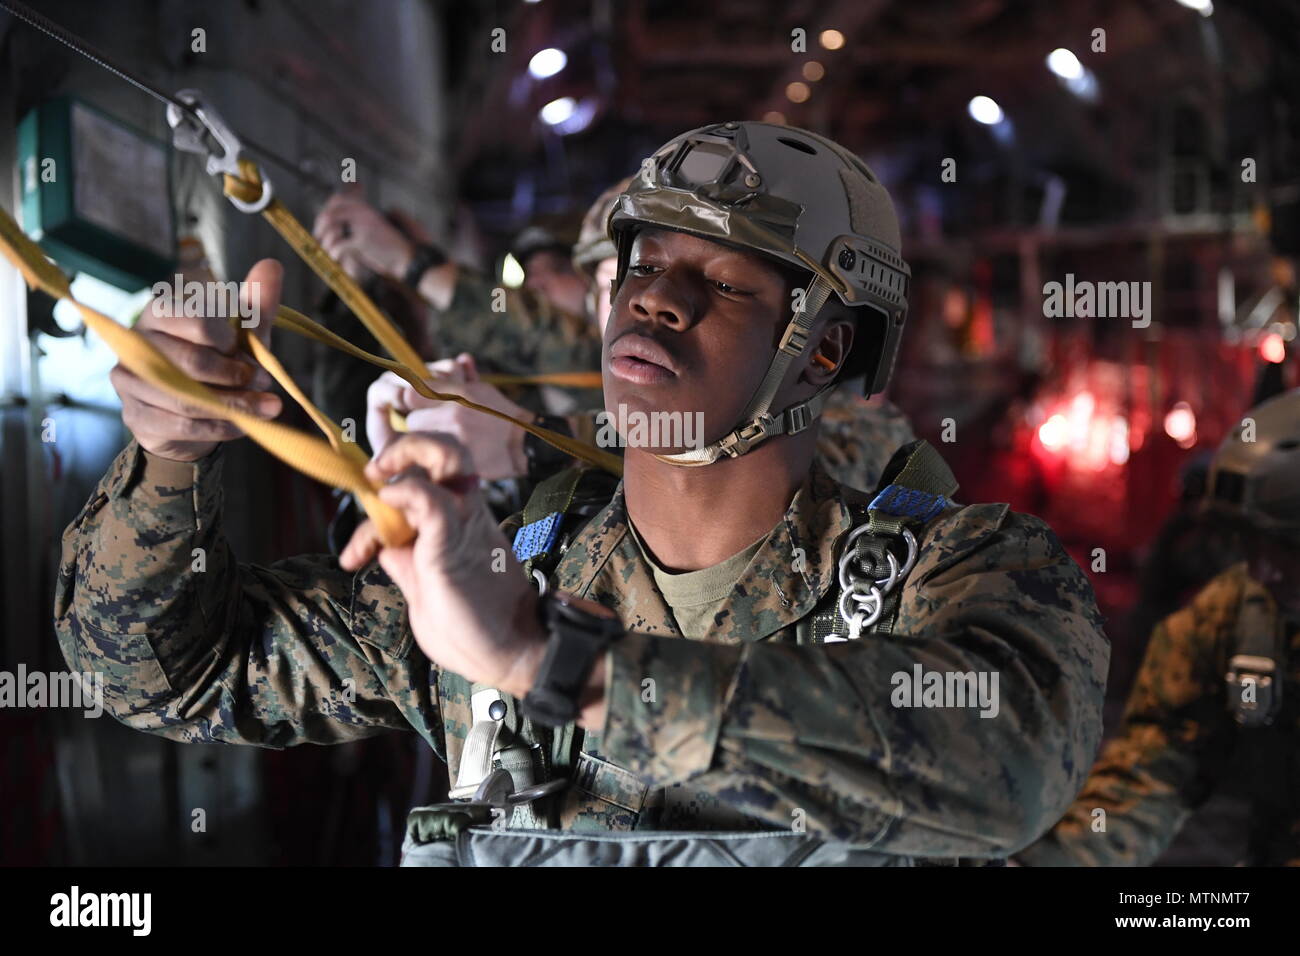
607, 120, 910, 465
1205, 388, 1300, 534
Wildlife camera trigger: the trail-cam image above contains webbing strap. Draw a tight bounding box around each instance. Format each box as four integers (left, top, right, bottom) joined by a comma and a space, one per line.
450, 686, 510, 799
811, 440, 959, 643
0, 163, 621, 551
225, 160, 622, 476
867, 440, 959, 536
656, 274, 836, 466
225, 160, 424, 372
272, 305, 618, 470
514, 467, 586, 577
0, 204, 415, 545
738, 275, 834, 426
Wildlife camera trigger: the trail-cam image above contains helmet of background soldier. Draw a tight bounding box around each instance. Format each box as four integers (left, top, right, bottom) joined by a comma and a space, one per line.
1204, 388, 1300, 534
605, 120, 909, 464
572, 176, 633, 279
511, 225, 571, 265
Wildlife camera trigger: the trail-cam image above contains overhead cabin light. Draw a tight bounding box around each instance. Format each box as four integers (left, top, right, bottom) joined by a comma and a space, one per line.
539, 96, 576, 125
819, 30, 845, 50
1046, 48, 1083, 80
528, 48, 567, 79
967, 95, 1004, 125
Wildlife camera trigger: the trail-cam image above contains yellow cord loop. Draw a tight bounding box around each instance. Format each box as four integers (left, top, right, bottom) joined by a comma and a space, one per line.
224, 159, 621, 474
0, 204, 414, 546
0, 156, 620, 550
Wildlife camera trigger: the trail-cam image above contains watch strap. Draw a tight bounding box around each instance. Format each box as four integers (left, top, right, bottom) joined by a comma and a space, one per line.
402, 242, 448, 288
522, 595, 621, 727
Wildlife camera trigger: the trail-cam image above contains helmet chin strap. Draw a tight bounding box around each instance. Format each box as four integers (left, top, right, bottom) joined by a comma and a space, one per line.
655, 275, 837, 467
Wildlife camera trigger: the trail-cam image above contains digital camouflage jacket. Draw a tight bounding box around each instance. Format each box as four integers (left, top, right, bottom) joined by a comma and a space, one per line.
1018, 562, 1300, 866
54, 440, 1108, 861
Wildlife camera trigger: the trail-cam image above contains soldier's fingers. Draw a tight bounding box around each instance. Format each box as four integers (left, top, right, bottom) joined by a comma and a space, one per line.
365, 371, 414, 455
139, 329, 260, 387
423, 357, 465, 380
366, 412, 398, 459
455, 353, 480, 382
377, 471, 459, 535
402, 407, 460, 435
367, 432, 476, 487
137, 306, 240, 354
404, 380, 467, 408
112, 364, 281, 421
368, 369, 410, 405
317, 189, 353, 220
339, 518, 384, 571
242, 259, 281, 347
122, 393, 246, 444
311, 203, 338, 241
322, 235, 352, 263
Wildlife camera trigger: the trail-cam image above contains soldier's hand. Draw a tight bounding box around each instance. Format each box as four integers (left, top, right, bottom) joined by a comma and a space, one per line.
365, 356, 469, 457
111, 259, 284, 462
338, 432, 547, 694
366, 353, 532, 480
312, 187, 413, 281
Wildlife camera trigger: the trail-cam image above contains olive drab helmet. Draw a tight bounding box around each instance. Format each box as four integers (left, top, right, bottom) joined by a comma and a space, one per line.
606, 120, 910, 465
1204, 388, 1300, 534
572, 176, 634, 278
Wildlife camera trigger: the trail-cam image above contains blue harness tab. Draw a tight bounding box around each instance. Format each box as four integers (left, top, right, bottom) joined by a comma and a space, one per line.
512, 512, 563, 564
869, 484, 947, 523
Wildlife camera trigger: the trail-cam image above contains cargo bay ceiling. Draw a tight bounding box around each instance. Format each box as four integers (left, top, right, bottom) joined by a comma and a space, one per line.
442, 0, 1300, 241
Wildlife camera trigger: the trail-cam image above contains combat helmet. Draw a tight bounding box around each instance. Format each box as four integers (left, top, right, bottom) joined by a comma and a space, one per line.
572, 176, 633, 278
606, 120, 910, 464
1204, 388, 1300, 534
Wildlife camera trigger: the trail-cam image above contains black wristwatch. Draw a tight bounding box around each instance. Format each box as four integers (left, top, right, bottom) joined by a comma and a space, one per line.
524, 413, 574, 484
521, 592, 623, 727
402, 242, 448, 288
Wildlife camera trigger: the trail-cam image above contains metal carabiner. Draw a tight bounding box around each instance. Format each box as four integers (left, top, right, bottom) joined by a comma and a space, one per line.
166, 89, 274, 214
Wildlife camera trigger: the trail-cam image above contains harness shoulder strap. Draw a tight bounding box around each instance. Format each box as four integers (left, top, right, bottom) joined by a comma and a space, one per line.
810, 439, 959, 642
511, 466, 615, 583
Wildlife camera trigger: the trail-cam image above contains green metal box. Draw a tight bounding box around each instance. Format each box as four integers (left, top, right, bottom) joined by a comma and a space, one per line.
18, 97, 176, 291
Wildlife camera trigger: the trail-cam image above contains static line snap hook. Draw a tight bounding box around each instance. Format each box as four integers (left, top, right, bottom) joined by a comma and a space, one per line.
166, 88, 273, 214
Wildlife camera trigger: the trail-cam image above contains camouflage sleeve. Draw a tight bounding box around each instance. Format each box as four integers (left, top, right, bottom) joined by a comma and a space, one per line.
434, 270, 602, 380
52, 441, 443, 754
600, 507, 1110, 857
1015, 574, 1238, 866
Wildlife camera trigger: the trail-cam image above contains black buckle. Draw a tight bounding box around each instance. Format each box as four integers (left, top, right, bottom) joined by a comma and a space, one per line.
786, 404, 811, 434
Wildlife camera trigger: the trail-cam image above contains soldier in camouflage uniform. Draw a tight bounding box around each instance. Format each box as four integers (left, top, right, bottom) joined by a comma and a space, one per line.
312, 188, 603, 420
1017, 389, 1300, 866
372, 176, 918, 493
312, 191, 603, 523
57, 121, 1107, 866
